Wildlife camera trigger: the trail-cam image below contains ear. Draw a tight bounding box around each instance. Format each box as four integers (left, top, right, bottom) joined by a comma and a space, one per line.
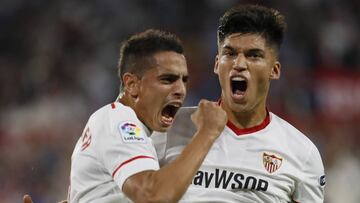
213, 55, 219, 75
270, 61, 281, 80
122, 73, 140, 97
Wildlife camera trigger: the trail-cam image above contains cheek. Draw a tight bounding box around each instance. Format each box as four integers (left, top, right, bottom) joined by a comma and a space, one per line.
217, 65, 230, 81
139, 85, 157, 105
143, 85, 169, 102
217, 71, 228, 88
253, 72, 270, 93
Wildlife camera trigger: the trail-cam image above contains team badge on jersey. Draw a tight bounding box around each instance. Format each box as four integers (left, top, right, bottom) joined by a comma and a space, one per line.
119, 122, 146, 143
263, 152, 283, 173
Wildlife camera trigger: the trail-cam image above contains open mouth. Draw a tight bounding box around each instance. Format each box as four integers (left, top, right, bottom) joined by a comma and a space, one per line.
231, 76, 247, 95
161, 103, 181, 126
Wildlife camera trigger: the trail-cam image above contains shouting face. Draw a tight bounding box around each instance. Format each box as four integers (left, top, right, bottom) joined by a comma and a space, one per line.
133, 51, 188, 132
214, 33, 280, 116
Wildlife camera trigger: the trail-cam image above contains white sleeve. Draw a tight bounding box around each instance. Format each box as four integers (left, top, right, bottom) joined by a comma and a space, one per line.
292, 145, 325, 203
96, 108, 160, 191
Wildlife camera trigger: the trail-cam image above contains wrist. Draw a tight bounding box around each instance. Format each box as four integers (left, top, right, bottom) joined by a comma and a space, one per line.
196, 128, 222, 142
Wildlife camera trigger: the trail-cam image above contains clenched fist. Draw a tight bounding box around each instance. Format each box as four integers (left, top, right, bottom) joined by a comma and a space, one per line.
191, 99, 227, 141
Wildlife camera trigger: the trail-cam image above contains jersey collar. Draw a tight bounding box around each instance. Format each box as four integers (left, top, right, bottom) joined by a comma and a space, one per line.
218, 99, 270, 136
227, 111, 270, 136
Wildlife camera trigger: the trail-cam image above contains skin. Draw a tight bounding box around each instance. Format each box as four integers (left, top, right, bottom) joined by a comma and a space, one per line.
133, 51, 188, 132
23, 195, 32, 203
23, 195, 66, 203
120, 51, 188, 132
214, 33, 281, 129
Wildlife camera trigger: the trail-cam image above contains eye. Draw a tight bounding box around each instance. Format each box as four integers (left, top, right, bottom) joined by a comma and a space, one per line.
246, 50, 264, 59
223, 50, 236, 57
182, 76, 189, 83
161, 77, 175, 84
159, 75, 178, 84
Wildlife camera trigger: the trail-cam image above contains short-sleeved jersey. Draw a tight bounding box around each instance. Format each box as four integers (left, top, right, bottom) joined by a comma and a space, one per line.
163, 107, 325, 203
69, 102, 160, 203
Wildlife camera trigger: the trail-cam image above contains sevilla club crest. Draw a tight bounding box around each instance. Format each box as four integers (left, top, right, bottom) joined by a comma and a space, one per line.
263, 152, 283, 173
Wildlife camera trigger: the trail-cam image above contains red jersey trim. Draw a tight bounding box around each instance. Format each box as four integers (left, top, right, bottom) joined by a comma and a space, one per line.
112, 155, 155, 177
227, 111, 270, 136
111, 103, 116, 109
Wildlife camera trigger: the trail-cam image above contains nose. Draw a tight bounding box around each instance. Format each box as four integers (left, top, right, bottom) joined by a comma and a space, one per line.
233, 54, 247, 71
173, 79, 186, 99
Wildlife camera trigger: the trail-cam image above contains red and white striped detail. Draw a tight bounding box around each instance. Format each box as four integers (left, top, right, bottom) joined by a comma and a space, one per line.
263, 152, 283, 173
112, 155, 155, 177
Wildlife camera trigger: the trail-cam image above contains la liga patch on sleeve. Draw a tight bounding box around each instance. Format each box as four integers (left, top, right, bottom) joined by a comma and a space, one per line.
118, 121, 146, 143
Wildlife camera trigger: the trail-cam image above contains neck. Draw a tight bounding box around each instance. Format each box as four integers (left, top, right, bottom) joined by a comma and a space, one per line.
118, 93, 134, 108
221, 100, 267, 129
117, 93, 153, 134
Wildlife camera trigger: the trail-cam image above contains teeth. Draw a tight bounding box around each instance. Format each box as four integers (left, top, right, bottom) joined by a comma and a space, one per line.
162, 116, 173, 123
231, 77, 245, 81
169, 103, 181, 108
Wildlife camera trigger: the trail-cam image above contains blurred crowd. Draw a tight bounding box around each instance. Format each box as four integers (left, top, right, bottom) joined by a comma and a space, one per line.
0, 0, 359, 202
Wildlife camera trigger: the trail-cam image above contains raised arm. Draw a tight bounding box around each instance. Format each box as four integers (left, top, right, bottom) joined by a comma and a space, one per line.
123, 100, 227, 203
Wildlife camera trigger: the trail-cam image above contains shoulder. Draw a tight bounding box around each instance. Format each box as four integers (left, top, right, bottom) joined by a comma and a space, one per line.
165, 106, 197, 148
176, 106, 197, 116
270, 113, 324, 171
270, 113, 323, 163
89, 102, 137, 124
270, 113, 316, 148
86, 102, 140, 138
171, 106, 197, 129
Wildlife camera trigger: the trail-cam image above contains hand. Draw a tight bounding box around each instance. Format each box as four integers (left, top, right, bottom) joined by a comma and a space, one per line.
23, 195, 33, 203
191, 99, 227, 140
23, 194, 68, 203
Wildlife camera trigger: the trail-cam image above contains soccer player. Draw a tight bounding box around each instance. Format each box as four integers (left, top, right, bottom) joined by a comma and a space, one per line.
63, 29, 226, 203
162, 5, 325, 202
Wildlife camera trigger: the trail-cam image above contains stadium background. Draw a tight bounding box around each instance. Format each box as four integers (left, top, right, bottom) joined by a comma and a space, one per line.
1, 0, 359, 202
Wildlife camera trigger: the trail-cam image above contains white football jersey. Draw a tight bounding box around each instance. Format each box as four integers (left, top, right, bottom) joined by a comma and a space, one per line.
68, 102, 160, 203
163, 107, 325, 203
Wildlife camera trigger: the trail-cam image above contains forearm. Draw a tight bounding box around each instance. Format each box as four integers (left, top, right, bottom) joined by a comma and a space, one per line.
124, 130, 218, 203
152, 130, 217, 200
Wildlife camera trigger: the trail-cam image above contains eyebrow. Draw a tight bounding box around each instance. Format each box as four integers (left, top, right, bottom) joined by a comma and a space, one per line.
158, 74, 189, 80
246, 48, 265, 54
222, 45, 236, 52
223, 45, 265, 53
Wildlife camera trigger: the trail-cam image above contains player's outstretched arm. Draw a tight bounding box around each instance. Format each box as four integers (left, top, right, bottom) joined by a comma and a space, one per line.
123, 100, 227, 203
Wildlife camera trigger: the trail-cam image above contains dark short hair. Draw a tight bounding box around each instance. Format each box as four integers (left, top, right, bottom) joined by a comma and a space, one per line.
218, 4, 286, 52
118, 29, 184, 92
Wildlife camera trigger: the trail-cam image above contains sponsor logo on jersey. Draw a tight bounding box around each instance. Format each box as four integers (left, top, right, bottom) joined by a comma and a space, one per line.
119, 122, 145, 143
81, 127, 92, 151
263, 152, 283, 173
192, 168, 268, 191
319, 175, 326, 186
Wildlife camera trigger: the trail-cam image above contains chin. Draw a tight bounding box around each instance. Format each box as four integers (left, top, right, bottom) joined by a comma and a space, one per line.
152, 122, 169, 132
156, 126, 169, 132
